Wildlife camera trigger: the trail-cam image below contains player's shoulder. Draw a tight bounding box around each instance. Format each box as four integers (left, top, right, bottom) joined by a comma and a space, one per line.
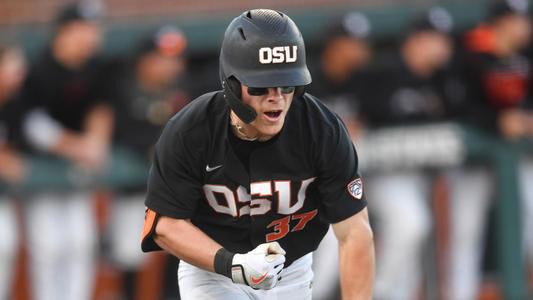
166, 91, 224, 132
291, 93, 356, 165
299, 93, 338, 121
295, 92, 345, 137
158, 91, 225, 147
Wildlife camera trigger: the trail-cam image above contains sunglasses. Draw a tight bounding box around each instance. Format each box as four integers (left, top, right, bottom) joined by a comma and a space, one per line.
247, 86, 295, 96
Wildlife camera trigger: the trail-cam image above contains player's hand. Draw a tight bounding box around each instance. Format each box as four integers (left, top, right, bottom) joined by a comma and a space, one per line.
231, 242, 286, 290
78, 135, 109, 171
69, 135, 109, 172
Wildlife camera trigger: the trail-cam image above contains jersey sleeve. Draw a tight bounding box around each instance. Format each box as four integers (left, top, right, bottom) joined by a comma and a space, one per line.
145, 119, 203, 218
142, 117, 204, 252
316, 115, 366, 224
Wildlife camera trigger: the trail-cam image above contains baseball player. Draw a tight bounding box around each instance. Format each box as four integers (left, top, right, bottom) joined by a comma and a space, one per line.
358, 7, 456, 300
0, 45, 27, 300
141, 9, 374, 300
20, 4, 111, 300
448, 1, 533, 299
105, 25, 189, 298
306, 11, 373, 300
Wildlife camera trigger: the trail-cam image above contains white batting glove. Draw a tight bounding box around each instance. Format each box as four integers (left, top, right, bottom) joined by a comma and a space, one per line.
231, 242, 286, 290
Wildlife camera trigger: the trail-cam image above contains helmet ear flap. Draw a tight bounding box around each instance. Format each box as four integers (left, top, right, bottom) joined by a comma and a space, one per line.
223, 76, 257, 124
294, 86, 305, 97
226, 76, 242, 99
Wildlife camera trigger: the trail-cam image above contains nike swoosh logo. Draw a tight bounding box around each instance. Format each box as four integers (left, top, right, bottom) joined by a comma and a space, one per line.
205, 164, 223, 172
251, 273, 268, 285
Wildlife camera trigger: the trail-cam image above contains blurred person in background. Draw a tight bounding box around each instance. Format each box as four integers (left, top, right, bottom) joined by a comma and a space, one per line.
359, 7, 456, 300
448, 1, 533, 299
20, 3, 112, 300
103, 25, 189, 299
307, 11, 372, 139
306, 11, 373, 300
0, 45, 27, 300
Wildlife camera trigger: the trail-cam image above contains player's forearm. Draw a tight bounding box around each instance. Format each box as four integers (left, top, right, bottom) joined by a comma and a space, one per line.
49, 131, 85, 159
83, 104, 114, 142
154, 216, 222, 272
333, 209, 375, 300
0, 145, 26, 183
338, 227, 375, 300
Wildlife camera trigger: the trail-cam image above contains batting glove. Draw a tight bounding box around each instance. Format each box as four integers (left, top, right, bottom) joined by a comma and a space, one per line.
231, 242, 286, 290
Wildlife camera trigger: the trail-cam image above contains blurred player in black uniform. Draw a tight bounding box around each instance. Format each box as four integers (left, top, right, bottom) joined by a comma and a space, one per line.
359, 7, 457, 300
104, 25, 189, 299
447, 1, 533, 299
0, 45, 27, 300
20, 3, 112, 300
140, 9, 374, 300
307, 11, 372, 139
306, 11, 373, 300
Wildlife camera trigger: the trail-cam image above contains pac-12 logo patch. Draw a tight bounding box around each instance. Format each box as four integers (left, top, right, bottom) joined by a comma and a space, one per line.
347, 178, 363, 200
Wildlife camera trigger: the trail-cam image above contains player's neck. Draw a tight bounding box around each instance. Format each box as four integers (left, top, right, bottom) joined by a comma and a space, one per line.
229, 111, 273, 142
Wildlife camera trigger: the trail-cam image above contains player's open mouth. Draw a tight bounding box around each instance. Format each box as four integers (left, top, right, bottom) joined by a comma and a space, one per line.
263, 110, 282, 121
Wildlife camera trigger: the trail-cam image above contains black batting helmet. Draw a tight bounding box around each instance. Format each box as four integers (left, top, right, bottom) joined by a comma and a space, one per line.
220, 9, 312, 123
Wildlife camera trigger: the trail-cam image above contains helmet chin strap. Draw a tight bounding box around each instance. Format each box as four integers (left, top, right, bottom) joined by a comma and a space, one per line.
223, 79, 257, 124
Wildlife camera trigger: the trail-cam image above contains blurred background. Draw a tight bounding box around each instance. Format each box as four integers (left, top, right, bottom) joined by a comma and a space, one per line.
1, 0, 533, 299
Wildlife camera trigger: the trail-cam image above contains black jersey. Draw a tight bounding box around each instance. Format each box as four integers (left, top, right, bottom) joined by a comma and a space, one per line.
360, 56, 449, 128
142, 91, 366, 265
104, 58, 190, 160
0, 101, 16, 146
0, 96, 26, 147
306, 63, 368, 119
22, 49, 106, 132
459, 25, 532, 133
